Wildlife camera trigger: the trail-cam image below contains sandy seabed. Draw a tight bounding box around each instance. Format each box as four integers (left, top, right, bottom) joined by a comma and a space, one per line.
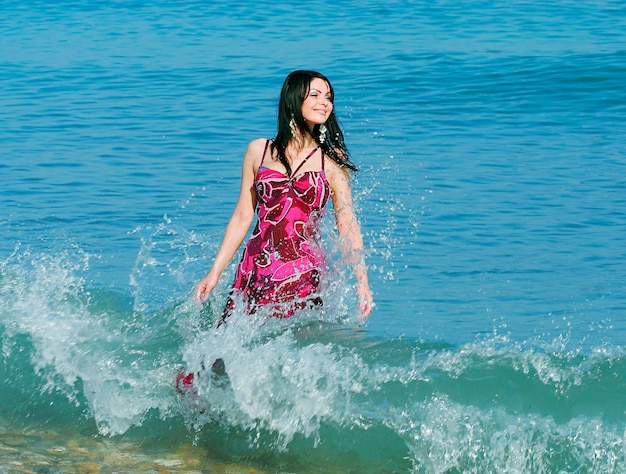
0, 429, 271, 474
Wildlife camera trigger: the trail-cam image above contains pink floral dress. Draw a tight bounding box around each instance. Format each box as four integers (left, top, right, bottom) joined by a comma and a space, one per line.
221, 140, 331, 321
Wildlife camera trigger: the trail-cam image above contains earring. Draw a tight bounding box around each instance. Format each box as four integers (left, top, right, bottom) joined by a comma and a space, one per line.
319, 123, 327, 144
289, 116, 297, 137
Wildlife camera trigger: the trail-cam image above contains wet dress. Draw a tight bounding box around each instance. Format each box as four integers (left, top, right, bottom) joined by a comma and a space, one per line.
222, 140, 332, 320
176, 141, 331, 392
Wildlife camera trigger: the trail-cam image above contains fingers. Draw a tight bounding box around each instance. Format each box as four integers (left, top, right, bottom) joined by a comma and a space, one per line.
357, 285, 374, 319
359, 300, 373, 319
194, 280, 212, 303
194, 286, 206, 303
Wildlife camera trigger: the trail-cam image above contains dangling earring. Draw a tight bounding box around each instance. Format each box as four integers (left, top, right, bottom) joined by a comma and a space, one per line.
319, 123, 327, 144
289, 116, 297, 137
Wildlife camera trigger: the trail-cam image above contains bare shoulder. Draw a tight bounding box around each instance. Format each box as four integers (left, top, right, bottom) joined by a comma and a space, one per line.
245, 138, 269, 156
326, 156, 352, 186
242, 138, 270, 169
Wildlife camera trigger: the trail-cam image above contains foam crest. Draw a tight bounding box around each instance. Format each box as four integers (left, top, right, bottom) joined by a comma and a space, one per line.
0, 249, 173, 435
391, 395, 626, 473
422, 334, 626, 397
178, 313, 373, 447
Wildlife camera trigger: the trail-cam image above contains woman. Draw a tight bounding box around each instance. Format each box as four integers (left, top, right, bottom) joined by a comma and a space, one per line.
195, 70, 373, 322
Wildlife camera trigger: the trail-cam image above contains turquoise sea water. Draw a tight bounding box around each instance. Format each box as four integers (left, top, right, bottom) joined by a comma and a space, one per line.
2, 1, 626, 472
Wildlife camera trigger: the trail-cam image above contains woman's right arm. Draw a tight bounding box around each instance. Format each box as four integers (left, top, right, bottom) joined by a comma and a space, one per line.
195, 139, 264, 302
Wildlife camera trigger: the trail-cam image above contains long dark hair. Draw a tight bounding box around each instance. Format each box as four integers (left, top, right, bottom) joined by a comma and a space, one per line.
271, 70, 358, 176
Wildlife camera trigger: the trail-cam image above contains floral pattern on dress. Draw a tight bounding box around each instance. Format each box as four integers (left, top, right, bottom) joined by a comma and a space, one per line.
222, 144, 331, 321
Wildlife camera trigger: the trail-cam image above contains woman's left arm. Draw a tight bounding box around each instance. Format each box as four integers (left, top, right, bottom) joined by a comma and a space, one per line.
327, 162, 373, 319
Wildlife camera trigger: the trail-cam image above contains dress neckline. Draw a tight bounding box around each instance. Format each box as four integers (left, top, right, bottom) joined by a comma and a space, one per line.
256, 166, 325, 181
257, 145, 322, 180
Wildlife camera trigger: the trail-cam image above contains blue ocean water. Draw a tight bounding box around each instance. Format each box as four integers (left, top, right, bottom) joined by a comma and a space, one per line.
2, 1, 626, 472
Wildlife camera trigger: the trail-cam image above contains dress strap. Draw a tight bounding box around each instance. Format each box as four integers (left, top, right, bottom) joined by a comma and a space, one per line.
291, 147, 319, 177
259, 139, 271, 167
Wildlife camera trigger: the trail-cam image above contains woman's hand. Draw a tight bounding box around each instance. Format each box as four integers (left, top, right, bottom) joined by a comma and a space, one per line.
357, 282, 374, 320
195, 273, 219, 303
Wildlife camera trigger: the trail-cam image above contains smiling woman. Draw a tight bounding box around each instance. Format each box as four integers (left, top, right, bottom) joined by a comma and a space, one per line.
194, 70, 373, 325
302, 78, 333, 124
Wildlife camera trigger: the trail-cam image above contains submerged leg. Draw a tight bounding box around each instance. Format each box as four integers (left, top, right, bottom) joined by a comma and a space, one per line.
175, 358, 227, 395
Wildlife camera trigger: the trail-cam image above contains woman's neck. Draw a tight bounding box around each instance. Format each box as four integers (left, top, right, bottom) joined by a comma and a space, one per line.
289, 133, 317, 152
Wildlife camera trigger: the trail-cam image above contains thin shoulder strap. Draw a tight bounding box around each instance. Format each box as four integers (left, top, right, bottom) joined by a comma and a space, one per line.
291, 146, 319, 177
259, 139, 271, 167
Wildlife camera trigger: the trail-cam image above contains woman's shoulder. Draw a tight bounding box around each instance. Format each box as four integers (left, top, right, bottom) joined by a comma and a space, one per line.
242, 138, 270, 159
325, 151, 351, 177
246, 138, 271, 153
242, 138, 272, 171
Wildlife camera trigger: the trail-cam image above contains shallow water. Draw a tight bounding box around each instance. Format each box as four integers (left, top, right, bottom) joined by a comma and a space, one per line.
2, 0, 626, 472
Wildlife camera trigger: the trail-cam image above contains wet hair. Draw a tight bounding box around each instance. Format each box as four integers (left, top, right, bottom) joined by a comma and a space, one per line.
271, 70, 357, 176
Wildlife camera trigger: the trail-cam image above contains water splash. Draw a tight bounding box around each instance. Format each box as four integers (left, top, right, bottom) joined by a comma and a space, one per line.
2, 246, 626, 472
0, 248, 174, 435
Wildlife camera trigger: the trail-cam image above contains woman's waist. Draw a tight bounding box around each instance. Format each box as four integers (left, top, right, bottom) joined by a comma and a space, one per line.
247, 227, 323, 251
254, 210, 324, 228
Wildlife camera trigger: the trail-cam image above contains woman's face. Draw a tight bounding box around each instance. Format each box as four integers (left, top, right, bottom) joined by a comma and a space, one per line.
301, 78, 333, 128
